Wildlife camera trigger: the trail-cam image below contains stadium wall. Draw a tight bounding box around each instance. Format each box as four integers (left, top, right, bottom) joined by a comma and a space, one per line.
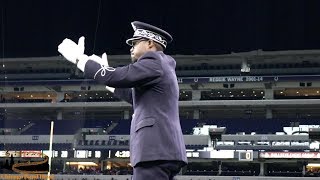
52, 175, 320, 180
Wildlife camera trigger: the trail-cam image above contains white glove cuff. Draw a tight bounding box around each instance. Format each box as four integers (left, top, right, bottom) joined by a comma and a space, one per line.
77, 54, 89, 72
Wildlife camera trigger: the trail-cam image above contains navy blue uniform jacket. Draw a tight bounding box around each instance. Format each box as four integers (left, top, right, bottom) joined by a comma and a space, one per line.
84, 51, 187, 167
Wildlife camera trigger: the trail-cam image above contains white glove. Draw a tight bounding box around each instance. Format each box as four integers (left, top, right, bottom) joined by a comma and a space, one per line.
89, 53, 114, 93
77, 52, 110, 72
96, 53, 114, 93
89, 53, 109, 67
58, 36, 86, 64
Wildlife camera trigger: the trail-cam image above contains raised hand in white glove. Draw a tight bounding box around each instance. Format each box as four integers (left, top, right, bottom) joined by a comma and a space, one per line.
89, 53, 109, 67
87, 53, 114, 93
58, 36, 86, 64
77, 52, 111, 72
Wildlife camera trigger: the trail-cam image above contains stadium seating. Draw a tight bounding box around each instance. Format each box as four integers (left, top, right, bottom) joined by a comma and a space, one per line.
2, 118, 320, 135
1, 143, 72, 150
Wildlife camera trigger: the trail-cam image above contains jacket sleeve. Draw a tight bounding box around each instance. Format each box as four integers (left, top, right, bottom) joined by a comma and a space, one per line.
83, 51, 163, 88
114, 88, 133, 104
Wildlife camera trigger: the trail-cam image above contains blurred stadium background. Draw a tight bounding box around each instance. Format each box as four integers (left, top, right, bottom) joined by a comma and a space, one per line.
2, 0, 320, 179
1, 49, 320, 180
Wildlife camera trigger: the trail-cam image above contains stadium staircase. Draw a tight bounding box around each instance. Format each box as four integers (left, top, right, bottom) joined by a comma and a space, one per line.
17, 122, 35, 135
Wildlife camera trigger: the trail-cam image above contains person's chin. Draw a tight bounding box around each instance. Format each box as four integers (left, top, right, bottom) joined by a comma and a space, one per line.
131, 56, 137, 62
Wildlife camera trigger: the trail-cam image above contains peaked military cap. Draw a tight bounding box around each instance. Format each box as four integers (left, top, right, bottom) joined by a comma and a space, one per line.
126, 21, 173, 49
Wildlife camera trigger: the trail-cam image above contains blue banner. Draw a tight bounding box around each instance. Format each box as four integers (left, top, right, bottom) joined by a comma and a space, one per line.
177, 75, 320, 83
1, 75, 320, 86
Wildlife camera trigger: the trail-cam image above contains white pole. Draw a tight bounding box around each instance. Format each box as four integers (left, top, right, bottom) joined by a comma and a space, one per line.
47, 121, 54, 180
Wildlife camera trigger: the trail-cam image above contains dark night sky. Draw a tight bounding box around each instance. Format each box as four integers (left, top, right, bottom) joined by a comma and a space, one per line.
1, 0, 320, 58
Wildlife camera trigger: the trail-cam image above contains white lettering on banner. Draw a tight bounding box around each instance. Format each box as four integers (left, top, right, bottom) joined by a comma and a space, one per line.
21, 151, 42, 158
0, 151, 21, 157
245, 76, 263, 82
272, 142, 290, 146
209, 76, 264, 83
177, 78, 183, 83
227, 77, 243, 82
291, 141, 309, 146
209, 77, 226, 82
260, 152, 320, 159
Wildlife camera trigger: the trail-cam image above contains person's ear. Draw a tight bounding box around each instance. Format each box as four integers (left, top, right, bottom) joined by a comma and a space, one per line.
147, 40, 154, 49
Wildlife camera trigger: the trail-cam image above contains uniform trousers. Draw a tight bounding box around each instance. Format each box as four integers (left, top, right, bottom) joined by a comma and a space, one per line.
132, 160, 185, 180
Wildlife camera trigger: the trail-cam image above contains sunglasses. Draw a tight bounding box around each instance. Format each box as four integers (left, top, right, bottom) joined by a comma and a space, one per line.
132, 39, 149, 46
